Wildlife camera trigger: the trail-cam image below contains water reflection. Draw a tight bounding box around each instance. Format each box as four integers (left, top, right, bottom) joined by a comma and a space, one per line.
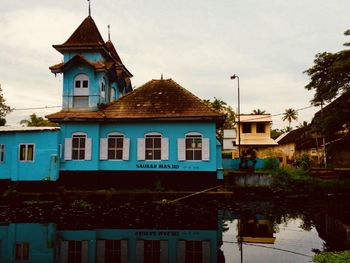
0, 198, 349, 262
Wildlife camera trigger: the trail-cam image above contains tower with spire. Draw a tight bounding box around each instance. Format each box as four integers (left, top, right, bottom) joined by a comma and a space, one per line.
49, 15, 132, 112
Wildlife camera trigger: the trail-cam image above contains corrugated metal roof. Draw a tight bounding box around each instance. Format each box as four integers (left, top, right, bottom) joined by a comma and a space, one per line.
0, 126, 60, 132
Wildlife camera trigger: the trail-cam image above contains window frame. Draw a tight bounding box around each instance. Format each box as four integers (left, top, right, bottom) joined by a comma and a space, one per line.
15, 242, 30, 261
71, 133, 87, 161
105, 240, 122, 262
74, 74, 89, 94
185, 133, 203, 161
185, 240, 203, 263
242, 123, 252, 133
145, 133, 162, 161
107, 133, 124, 160
18, 144, 35, 162
144, 240, 161, 263
68, 240, 82, 263
256, 123, 265, 133
0, 144, 4, 163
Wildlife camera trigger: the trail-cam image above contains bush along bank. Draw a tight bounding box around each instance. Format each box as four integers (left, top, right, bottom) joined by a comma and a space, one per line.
269, 167, 350, 197
313, 250, 350, 263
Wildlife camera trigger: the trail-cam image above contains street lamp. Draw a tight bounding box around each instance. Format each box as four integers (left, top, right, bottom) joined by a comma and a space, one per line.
230, 74, 241, 159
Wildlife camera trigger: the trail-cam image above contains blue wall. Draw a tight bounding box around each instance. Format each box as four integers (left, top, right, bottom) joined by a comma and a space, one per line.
0, 130, 60, 181
60, 121, 220, 174
0, 223, 55, 263
222, 158, 278, 171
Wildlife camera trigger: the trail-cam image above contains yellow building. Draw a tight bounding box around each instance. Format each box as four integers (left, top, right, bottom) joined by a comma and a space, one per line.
233, 114, 278, 158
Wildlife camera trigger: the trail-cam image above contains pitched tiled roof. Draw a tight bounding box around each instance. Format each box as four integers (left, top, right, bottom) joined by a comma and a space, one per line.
47, 79, 226, 123
46, 111, 105, 120
53, 16, 105, 51
276, 126, 309, 144
49, 55, 108, 73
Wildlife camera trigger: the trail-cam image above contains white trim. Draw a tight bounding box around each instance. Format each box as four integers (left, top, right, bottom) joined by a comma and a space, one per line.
160, 240, 168, 263
202, 241, 211, 263
99, 138, 108, 160
74, 74, 89, 96
136, 240, 144, 263
121, 240, 128, 263
85, 138, 92, 160
81, 240, 89, 263
177, 139, 185, 161
145, 132, 162, 136
161, 138, 169, 160
64, 138, 72, 160
185, 132, 202, 136
202, 138, 210, 161
96, 240, 105, 263
72, 132, 87, 136
18, 143, 35, 162
123, 138, 130, 160
137, 138, 146, 160
108, 132, 124, 136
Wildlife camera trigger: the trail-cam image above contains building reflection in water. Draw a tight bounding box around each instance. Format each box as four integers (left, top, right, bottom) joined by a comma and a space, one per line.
0, 214, 224, 263
236, 214, 276, 244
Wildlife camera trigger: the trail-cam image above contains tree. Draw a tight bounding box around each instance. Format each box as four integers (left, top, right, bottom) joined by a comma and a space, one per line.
304, 29, 350, 105
0, 85, 12, 126
296, 121, 309, 128
20, 113, 57, 127
203, 98, 236, 142
282, 108, 298, 128
251, 109, 266, 115
204, 97, 235, 128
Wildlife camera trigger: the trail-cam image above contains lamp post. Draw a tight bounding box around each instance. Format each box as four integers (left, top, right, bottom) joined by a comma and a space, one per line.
230, 74, 241, 159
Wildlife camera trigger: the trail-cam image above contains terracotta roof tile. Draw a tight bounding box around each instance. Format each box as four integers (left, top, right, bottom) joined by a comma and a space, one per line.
46, 111, 105, 120
103, 79, 225, 120
53, 16, 105, 50
49, 55, 106, 73
47, 79, 225, 123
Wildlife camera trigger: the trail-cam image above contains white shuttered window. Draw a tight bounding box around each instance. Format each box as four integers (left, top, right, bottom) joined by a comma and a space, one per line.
65, 133, 91, 161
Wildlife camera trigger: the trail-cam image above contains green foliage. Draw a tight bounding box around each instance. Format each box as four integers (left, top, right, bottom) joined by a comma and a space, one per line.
298, 154, 311, 170
203, 97, 236, 129
251, 109, 266, 115
20, 113, 58, 127
304, 29, 350, 105
0, 86, 12, 125
71, 199, 91, 209
262, 157, 279, 170
313, 250, 350, 263
282, 108, 298, 128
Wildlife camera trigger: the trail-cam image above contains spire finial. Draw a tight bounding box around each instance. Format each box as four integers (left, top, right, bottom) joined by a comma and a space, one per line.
108, 24, 111, 41
88, 0, 91, 16
161, 73, 163, 80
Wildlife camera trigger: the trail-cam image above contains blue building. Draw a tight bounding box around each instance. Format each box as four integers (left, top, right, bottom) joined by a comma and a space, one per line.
0, 15, 225, 185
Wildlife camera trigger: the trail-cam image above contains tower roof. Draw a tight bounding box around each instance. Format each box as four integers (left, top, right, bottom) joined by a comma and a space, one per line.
53, 16, 105, 52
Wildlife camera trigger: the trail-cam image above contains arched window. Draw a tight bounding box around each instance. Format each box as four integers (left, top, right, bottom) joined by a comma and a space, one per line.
73, 74, 89, 108
137, 132, 168, 161
64, 132, 92, 161
108, 133, 124, 160
99, 133, 130, 161
74, 74, 89, 95
178, 132, 210, 161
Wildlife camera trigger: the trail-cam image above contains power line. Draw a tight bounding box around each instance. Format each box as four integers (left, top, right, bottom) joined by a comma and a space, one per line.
12, 106, 61, 111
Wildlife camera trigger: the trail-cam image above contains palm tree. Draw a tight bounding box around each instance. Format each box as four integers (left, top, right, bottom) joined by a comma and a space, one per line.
251, 109, 266, 115
20, 113, 57, 127
282, 108, 298, 128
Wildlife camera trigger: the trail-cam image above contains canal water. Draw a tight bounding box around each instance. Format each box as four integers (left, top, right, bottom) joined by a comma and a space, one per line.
0, 197, 348, 262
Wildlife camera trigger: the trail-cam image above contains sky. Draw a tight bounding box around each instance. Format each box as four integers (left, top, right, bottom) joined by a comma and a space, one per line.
1, 0, 349, 128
